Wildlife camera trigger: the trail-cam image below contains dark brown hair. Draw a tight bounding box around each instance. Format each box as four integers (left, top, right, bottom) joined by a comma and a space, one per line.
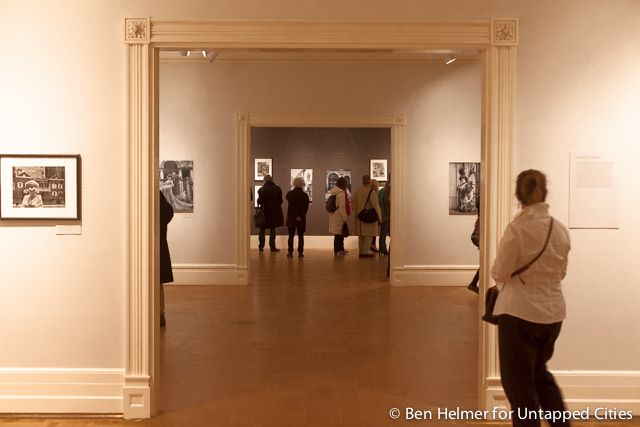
515, 169, 547, 206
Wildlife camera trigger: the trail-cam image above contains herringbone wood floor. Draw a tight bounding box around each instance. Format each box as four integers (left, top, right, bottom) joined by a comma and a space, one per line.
1, 249, 636, 426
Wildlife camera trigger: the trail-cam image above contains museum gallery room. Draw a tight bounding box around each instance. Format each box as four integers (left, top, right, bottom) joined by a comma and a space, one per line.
0, 1, 639, 426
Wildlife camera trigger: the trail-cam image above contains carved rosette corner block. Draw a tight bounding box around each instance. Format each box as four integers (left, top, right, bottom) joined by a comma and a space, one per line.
395, 115, 407, 126
236, 113, 248, 124
125, 18, 150, 43
492, 19, 518, 46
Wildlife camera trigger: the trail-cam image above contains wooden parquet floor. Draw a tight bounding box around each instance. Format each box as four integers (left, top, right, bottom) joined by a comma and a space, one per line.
1, 249, 637, 426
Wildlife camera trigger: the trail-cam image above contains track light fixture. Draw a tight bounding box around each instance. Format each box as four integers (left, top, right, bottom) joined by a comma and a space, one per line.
445, 55, 456, 65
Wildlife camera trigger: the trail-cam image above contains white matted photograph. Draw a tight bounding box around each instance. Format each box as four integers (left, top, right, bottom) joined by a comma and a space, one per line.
449, 162, 480, 215
290, 168, 313, 202
325, 169, 352, 200
254, 185, 261, 208
160, 160, 194, 213
254, 158, 272, 181
370, 159, 388, 181
0, 155, 81, 220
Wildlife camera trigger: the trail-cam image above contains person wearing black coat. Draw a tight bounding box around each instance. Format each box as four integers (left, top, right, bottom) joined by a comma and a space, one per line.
285, 177, 310, 257
159, 191, 174, 327
257, 175, 284, 252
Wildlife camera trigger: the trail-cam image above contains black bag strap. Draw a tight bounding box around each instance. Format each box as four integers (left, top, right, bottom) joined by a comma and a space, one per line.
511, 217, 554, 284
364, 189, 373, 208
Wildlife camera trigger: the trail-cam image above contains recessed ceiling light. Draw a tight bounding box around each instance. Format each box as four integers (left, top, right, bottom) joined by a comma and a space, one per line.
201, 50, 207, 58
445, 55, 456, 65
186, 50, 192, 57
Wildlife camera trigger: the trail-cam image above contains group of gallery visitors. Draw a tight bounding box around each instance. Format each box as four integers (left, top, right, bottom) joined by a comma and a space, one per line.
256, 174, 390, 258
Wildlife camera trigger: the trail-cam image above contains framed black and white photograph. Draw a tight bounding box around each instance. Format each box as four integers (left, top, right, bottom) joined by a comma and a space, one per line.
449, 162, 480, 215
254, 185, 261, 208
370, 159, 388, 181
254, 158, 272, 181
290, 168, 313, 202
325, 169, 352, 200
0, 154, 81, 220
160, 160, 194, 213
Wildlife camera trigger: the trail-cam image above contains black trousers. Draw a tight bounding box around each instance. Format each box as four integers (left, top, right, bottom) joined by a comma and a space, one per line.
469, 269, 480, 287
287, 224, 304, 254
498, 314, 568, 427
258, 227, 276, 250
333, 235, 344, 254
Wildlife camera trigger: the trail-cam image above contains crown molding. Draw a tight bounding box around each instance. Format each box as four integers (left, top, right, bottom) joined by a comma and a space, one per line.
150, 19, 493, 48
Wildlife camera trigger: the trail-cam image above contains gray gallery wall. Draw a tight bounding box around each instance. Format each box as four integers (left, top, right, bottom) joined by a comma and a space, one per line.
251, 127, 390, 235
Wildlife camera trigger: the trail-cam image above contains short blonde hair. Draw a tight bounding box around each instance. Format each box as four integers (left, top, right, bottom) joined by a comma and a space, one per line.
293, 177, 305, 188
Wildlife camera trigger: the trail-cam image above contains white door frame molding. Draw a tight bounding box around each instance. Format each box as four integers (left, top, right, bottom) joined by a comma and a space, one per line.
124, 17, 517, 418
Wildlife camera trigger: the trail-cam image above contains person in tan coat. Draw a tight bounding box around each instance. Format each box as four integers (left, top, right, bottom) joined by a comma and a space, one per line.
328, 177, 350, 255
352, 175, 382, 257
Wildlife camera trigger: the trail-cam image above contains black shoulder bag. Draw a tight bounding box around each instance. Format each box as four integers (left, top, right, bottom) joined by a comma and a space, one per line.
357, 189, 379, 223
482, 218, 555, 325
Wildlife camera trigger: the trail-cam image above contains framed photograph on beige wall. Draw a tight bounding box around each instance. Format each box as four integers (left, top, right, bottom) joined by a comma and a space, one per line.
254, 158, 272, 181
0, 154, 81, 220
370, 159, 388, 181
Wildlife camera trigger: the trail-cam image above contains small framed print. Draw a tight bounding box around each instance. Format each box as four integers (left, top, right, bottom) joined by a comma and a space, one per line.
370, 159, 388, 181
254, 158, 273, 181
254, 185, 261, 208
0, 154, 81, 220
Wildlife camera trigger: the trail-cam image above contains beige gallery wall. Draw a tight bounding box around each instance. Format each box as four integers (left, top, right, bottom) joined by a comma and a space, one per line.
0, 0, 637, 400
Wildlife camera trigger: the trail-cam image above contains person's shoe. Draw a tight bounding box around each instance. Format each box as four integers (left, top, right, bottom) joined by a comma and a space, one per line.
335, 251, 347, 256
160, 314, 166, 328
467, 284, 479, 294
370, 246, 379, 253
298, 253, 304, 258
258, 247, 264, 252
287, 252, 293, 257
270, 248, 281, 252
380, 250, 389, 255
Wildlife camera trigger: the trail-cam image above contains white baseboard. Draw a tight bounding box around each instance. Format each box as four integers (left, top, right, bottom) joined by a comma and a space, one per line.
485, 371, 640, 415
250, 235, 363, 250
171, 264, 248, 285
0, 368, 124, 414
392, 265, 478, 286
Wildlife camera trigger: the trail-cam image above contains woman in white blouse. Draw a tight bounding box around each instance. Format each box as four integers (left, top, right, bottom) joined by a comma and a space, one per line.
491, 170, 571, 427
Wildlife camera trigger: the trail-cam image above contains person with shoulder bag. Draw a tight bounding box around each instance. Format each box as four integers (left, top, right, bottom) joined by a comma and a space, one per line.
352, 175, 382, 257
257, 175, 284, 252
490, 169, 571, 427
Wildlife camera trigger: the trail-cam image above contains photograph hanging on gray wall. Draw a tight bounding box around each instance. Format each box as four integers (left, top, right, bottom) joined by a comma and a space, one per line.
370, 159, 388, 182
449, 162, 480, 215
290, 168, 313, 202
160, 160, 194, 213
254, 158, 272, 181
254, 185, 260, 208
0, 155, 81, 220
325, 169, 352, 200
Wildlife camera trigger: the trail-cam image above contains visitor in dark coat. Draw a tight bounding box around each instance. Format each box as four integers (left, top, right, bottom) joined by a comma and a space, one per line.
257, 175, 284, 252
285, 177, 310, 257
159, 191, 174, 327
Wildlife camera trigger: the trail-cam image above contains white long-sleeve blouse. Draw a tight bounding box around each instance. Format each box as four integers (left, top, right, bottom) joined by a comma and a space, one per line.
491, 203, 571, 324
